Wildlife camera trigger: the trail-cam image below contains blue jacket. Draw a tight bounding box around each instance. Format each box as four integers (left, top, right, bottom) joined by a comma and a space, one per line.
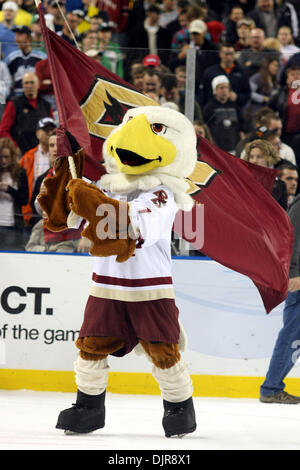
0, 23, 18, 59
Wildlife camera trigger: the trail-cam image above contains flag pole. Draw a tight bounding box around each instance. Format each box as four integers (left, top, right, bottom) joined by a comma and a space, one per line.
35, 0, 77, 180
35, 0, 80, 228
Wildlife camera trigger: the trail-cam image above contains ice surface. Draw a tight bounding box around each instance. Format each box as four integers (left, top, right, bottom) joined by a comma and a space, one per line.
0, 390, 300, 450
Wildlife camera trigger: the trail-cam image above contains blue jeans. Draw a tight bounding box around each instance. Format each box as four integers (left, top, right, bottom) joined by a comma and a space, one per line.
260, 291, 300, 397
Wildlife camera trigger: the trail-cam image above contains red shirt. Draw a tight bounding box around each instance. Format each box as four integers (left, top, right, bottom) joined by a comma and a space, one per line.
35, 59, 53, 95
285, 88, 300, 133
0, 98, 54, 147
97, 0, 129, 32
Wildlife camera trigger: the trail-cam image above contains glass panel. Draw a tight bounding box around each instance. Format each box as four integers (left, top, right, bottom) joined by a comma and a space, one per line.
0, 26, 299, 256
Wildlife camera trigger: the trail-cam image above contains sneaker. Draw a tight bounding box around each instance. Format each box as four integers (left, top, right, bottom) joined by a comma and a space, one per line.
259, 390, 300, 404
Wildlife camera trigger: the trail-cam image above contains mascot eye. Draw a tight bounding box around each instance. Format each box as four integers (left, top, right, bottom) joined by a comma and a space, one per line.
151, 123, 167, 135
127, 116, 133, 122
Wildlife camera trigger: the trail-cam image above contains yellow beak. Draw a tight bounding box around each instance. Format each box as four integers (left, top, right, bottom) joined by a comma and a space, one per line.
106, 113, 177, 175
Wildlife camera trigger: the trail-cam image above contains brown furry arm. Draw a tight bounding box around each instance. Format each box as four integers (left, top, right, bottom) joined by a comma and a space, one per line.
37, 150, 85, 232
66, 178, 136, 262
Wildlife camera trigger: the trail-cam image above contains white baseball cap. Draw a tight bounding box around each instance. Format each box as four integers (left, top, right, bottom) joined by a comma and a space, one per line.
212, 75, 230, 92
85, 49, 102, 58
2, 1, 18, 12
189, 19, 207, 35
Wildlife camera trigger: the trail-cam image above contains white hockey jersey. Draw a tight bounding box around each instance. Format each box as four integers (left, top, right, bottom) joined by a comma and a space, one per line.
89, 184, 177, 302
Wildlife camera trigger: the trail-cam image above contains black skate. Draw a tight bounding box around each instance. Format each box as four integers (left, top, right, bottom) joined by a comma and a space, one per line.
162, 397, 196, 438
56, 390, 106, 434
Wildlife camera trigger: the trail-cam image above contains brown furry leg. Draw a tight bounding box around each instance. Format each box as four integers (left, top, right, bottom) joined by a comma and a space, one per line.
139, 340, 181, 369
76, 336, 126, 360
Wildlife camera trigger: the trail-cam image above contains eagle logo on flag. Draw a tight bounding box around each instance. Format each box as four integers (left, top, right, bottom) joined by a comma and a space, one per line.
185, 161, 222, 195
80, 76, 159, 141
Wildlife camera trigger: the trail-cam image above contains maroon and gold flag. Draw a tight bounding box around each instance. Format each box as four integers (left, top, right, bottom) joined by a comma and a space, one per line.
37, 6, 293, 313
177, 139, 294, 313
37, 3, 156, 181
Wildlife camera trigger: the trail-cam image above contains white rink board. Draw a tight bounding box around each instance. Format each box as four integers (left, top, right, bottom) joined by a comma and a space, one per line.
0, 252, 299, 378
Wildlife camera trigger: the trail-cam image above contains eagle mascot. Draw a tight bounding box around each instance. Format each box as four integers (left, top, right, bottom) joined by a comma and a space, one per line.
38, 106, 198, 438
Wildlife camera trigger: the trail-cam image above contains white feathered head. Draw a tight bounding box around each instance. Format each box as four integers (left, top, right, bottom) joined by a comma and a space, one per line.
101, 106, 197, 210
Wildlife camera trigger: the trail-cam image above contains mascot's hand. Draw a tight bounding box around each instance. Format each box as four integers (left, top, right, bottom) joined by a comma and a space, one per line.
37, 149, 85, 232
66, 179, 136, 263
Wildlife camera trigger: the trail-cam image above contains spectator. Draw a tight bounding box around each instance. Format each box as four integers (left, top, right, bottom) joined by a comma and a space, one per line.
22, 0, 36, 15
280, 48, 300, 85
259, 109, 284, 139
80, 30, 99, 53
242, 138, 281, 167
170, 3, 207, 59
223, 0, 256, 17
160, 74, 203, 122
223, 5, 244, 44
97, 22, 123, 78
248, 0, 279, 38
234, 18, 253, 52
71, 9, 87, 35
236, 108, 292, 158
203, 75, 243, 154
239, 125, 297, 165
0, 0, 32, 27
277, 162, 299, 207
142, 68, 162, 97
19, 117, 56, 226
195, 0, 219, 22
85, 48, 111, 70
130, 64, 145, 93
0, 137, 28, 250
260, 185, 300, 404
238, 28, 278, 77
97, 0, 128, 36
174, 64, 186, 90
261, 130, 297, 166
5, 25, 47, 97
0, 72, 53, 154
277, 25, 300, 65
26, 132, 84, 253
269, 65, 300, 147
87, 14, 105, 33
170, 8, 191, 53
125, 0, 146, 35
177, 19, 219, 102
0, 60, 12, 119
0, 1, 19, 59
46, 0, 67, 33
277, 1, 300, 45
30, 16, 46, 53
193, 120, 215, 144
159, 0, 178, 29
126, 4, 172, 69
246, 55, 280, 124
75, 1, 107, 31
242, 138, 287, 208
202, 42, 251, 107
57, 11, 80, 47
166, 0, 190, 36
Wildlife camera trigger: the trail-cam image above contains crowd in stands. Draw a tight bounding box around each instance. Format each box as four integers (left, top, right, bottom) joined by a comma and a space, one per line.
0, 0, 299, 254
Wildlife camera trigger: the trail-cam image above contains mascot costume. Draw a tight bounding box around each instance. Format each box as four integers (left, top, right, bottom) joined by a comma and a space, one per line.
38, 106, 198, 438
